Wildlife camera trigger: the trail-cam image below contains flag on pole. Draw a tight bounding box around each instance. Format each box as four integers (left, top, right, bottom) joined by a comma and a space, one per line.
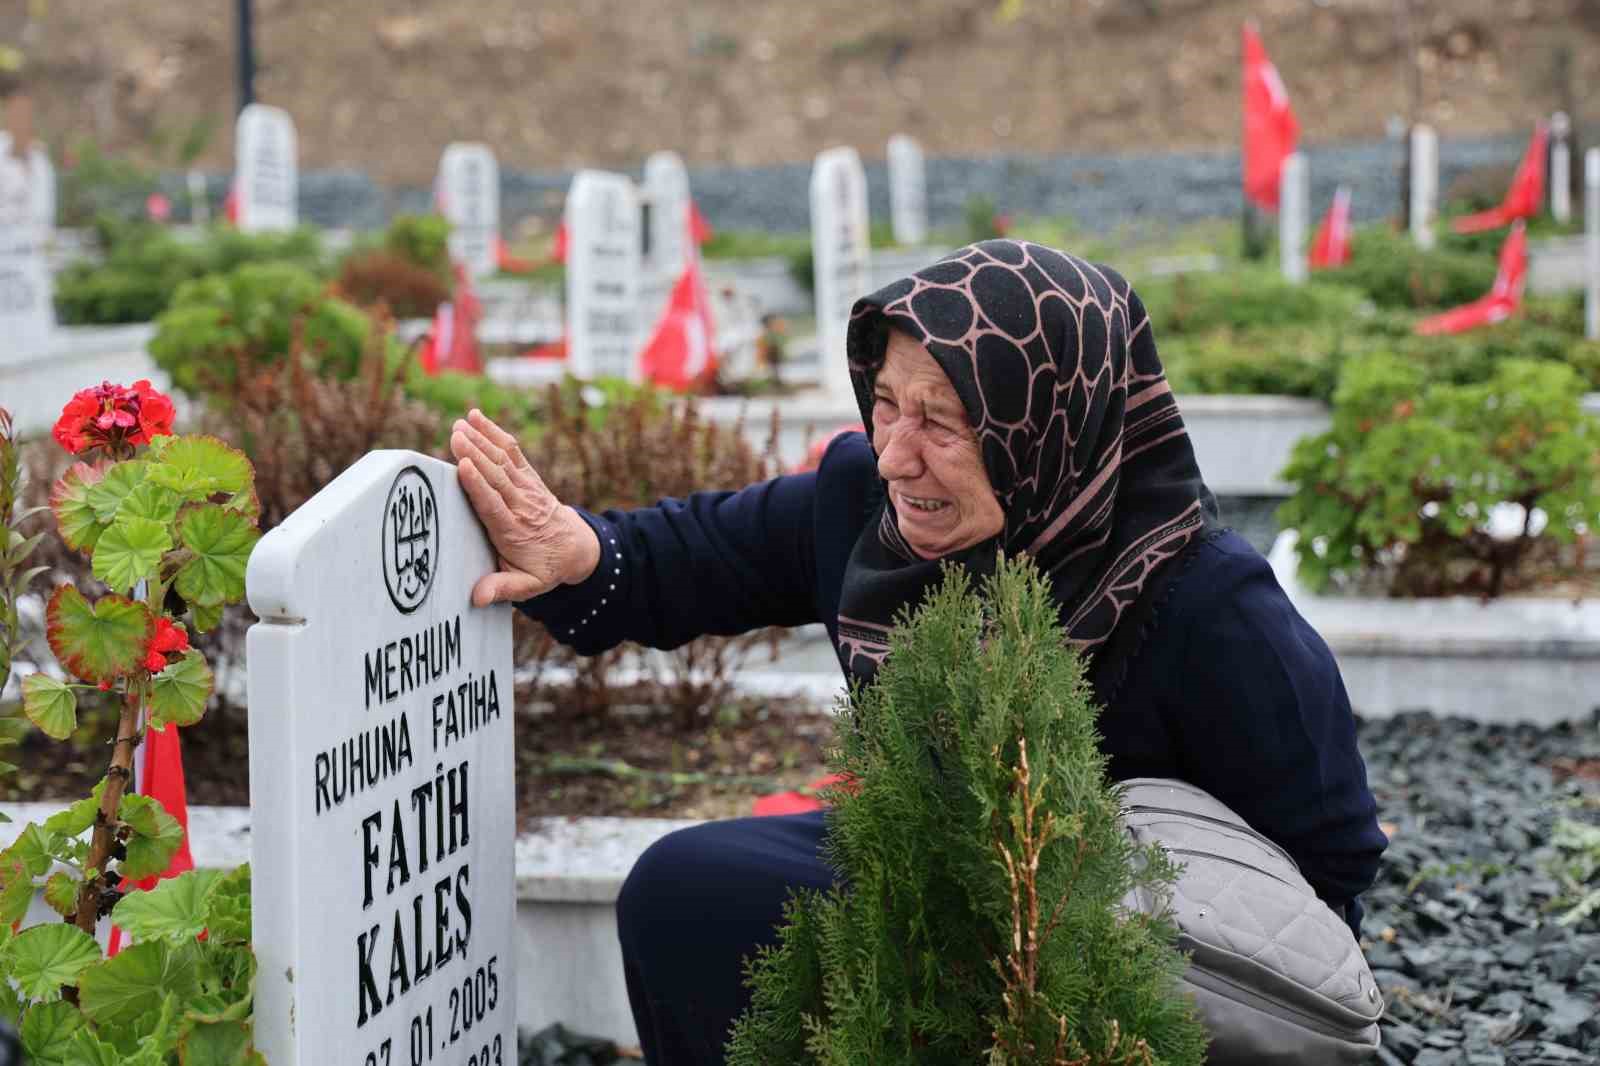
638, 255, 718, 391
1242, 22, 1299, 211
690, 201, 714, 246
106, 721, 195, 956
222, 179, 239, 226
418, 264, 484, 375
1415, 221, 1528, 335
1309, 185, 1353, 270
1451, 123, 1548, 234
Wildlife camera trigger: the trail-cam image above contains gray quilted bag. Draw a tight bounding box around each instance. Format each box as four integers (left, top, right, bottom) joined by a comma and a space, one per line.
1119, 778, 1384, 1063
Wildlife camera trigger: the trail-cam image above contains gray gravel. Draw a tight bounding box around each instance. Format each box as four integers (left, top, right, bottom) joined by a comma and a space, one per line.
1357, 713, 1600, 1065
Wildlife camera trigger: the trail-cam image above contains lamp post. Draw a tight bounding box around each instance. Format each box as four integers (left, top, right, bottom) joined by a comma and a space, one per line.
236, 0, 256, 115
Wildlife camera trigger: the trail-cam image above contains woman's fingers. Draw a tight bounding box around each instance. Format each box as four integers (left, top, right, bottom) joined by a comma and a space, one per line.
467, 410, 532, 469
471, 569, 544, 608
454, 431, 521, 504
456, 458, 514, 529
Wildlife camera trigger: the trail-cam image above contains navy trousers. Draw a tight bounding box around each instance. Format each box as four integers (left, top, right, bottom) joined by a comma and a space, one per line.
616, 811, 835, 1065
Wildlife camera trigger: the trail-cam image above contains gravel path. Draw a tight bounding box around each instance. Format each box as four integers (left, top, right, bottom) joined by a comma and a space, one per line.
1357, 713, 1600, 1065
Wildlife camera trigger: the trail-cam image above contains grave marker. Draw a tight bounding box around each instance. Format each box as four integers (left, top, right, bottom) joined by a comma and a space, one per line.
1410, 124, 1438, 250
810, 146, 871, 402
1586, 148, 1597, 342
439, 143, 500, 279
246, 451, 517, 1066
1550, 112, 1572, 225
565, 169, 643, 381
1279, 152, 1308, 284
235, 104, 298, 232
0, 137, 54, 360
642, 150, 692, 329
887, 134, 928, 246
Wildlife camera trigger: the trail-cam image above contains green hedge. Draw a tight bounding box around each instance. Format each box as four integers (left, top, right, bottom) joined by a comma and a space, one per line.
55, 221, 326, 325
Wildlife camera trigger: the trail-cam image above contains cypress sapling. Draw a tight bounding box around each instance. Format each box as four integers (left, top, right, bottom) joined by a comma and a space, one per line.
727, 555, 1208, 1065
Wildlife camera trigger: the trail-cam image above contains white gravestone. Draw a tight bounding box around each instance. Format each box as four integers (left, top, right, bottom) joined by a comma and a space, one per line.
1410, 124, 1438, 250
887, 134, 928, 247
1279, 152, 1308, 285
235, 104, 298, 232
440, 144, 500, 280
810, 146, 872, 402
1586, 148, 1598, 342
565, 170, 643, 381
0, 139, 54, 360
642, 150, 692, 332
1550, 112, 1572, 226
246, 451, 517, 1066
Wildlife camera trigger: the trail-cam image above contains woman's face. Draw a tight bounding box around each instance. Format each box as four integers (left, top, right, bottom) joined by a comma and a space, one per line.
870, 329, 1005, 559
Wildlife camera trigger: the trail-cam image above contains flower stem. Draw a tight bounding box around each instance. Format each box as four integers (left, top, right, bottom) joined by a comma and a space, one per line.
72, 681, 142, 934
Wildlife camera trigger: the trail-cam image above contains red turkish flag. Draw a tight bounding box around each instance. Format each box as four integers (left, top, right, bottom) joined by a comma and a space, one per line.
552, 220, 569, 264
1415, 221, 1528, 335
1309, 186, 1352, 270
418, 264, 484, 375
689, 201, 714, 245
1451, 123, 1548, 234
638, 255, 719, 391
222, 179, 239, 226
1242, 22, 1299, 211
107, 721, 195, 956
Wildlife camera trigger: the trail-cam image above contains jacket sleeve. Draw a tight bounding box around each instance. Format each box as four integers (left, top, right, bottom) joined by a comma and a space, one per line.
1165, 539, 1388, 932
515, 470, 821, 654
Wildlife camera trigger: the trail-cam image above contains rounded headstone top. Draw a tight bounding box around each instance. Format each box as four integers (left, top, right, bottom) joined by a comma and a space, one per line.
1551, 111, 1571, 138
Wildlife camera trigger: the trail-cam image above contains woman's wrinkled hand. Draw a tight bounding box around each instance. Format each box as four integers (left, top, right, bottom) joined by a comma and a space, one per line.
449, 409, 600, 607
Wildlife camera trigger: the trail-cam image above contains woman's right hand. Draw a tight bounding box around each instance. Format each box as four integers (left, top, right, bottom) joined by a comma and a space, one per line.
449, 410, 601, 608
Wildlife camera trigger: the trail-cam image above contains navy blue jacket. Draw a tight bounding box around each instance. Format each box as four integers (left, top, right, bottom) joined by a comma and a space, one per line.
521, 432, 1387, 931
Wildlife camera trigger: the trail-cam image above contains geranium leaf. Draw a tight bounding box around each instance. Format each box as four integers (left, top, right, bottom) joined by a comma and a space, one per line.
203, 864, 252, 945
83, 461, 148, 525
111, 868, 223, 943
78, 941, 198, 1030
0, 866, 32, 925
43, 871, 78, 918
21, 673, 77, 740
65, 1027, 127, 1066
8, 924, 102, 1001
43, 780, 105, 838
19, 1000, 83, 1063
117, 794, 186, 881
188, 601, 224, 635
179, 1020, 264, 1066
116, 481, 181, 528
92, 515, 173, 595
175, 505, 260, 608
149, 651, 212, 729
2, 822, 56, 878
0, 975, 18, 1027
147, 436, 252, 500
49, 461, 111, 553
46, 586, 152, 684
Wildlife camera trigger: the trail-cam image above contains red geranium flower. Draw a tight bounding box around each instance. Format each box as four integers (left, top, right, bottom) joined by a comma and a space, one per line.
144, 617, 190, 673
52, 380, 176, 456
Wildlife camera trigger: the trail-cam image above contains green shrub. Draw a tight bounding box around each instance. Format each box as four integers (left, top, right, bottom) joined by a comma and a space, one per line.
1278, 354, 1600, 597
728, 556, 1205, 1065
149, 262, 378, 395
54, 222, 325, 325
401, 368, 544, 430
1161, 326, 1354, 402
383, 213, 452, 278
1321, 226, 1496, 310
1138, 267, 1367, 337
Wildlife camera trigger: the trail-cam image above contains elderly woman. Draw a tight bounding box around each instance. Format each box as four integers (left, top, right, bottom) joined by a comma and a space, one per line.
450, 240, 1387, 1066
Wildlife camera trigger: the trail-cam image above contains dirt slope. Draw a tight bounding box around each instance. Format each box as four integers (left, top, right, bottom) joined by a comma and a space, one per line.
10, 0, 1600, 183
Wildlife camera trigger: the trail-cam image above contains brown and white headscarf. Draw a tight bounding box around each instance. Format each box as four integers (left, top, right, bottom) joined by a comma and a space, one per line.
834, 239, 1218, 689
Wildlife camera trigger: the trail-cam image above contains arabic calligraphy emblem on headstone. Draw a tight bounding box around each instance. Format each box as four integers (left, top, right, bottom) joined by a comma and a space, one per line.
381, 466, 439, 613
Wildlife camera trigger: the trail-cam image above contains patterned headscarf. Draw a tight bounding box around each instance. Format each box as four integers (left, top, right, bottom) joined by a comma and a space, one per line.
834, 239, 1218, 688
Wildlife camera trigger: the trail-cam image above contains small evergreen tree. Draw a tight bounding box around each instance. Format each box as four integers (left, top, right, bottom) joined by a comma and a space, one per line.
727, 556, 1209, 1065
